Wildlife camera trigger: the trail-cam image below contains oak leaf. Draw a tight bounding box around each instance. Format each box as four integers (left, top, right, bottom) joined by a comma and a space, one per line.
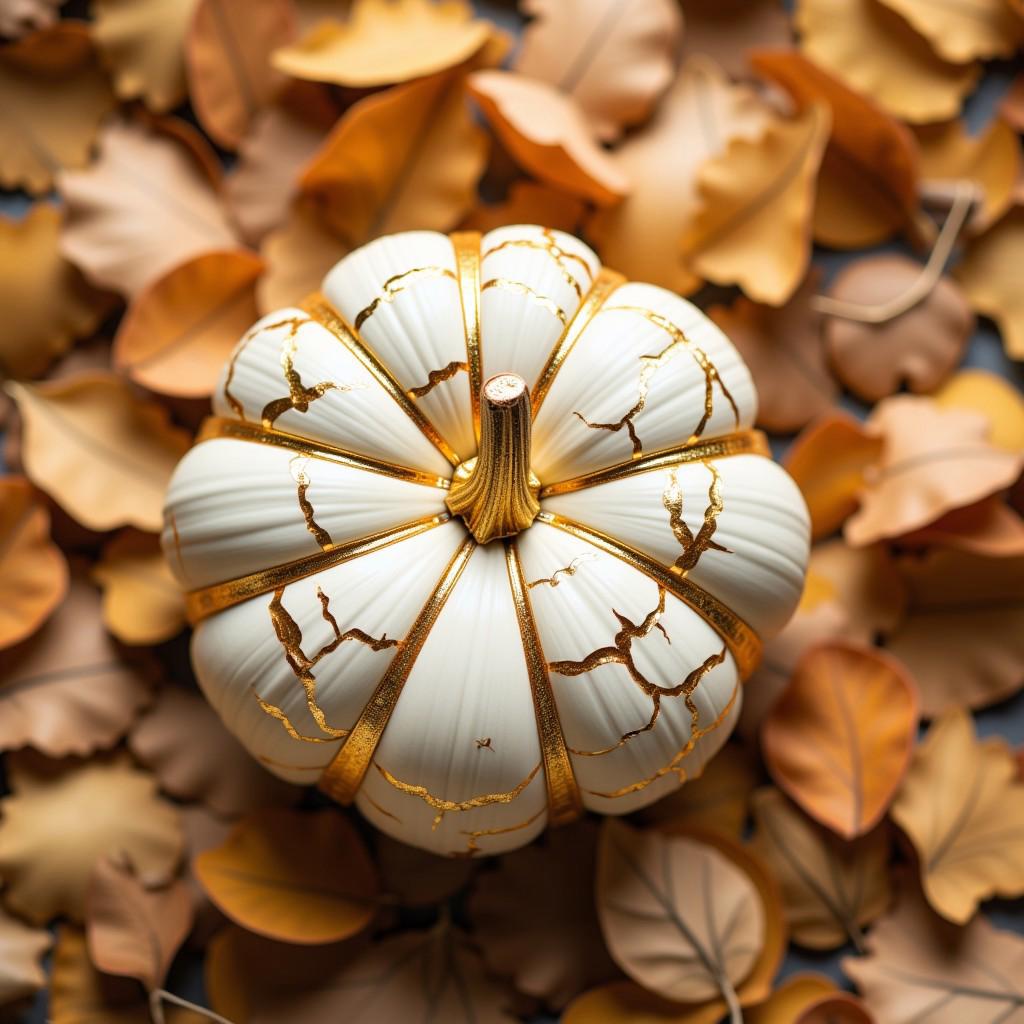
875, 0, 1024, 63
933, 369, 1024, 451
679, 0, 792, 80
0, 0, 61, 37
0, 907, 50, 1007
463, 180, 585, 235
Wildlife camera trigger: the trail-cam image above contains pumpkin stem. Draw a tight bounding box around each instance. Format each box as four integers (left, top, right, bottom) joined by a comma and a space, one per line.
446, 373, 540, 544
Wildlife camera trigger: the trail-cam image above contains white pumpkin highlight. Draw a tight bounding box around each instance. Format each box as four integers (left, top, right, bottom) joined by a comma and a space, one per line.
162, 225, 810, 856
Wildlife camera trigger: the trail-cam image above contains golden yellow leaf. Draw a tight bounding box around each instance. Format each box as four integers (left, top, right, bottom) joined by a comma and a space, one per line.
0, 22, 115, 194
747, 974, 840, 1024
0, 907, 50, 1007
273, 0, 491, 87
891, 708, 1024, 923
932, 368, 1024, 451
875, 0, 1024, 63
462, 180, 586, 235
682, 103, 830, 305
795, 0, 980, 124
563, 981, 735, 1024
6, 372, 191, 533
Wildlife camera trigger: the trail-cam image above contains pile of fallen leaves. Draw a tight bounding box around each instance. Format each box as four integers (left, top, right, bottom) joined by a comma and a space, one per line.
1, 0, 1024, 1021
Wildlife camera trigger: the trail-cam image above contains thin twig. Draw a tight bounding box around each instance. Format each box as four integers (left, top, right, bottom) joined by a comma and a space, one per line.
150, 988, 237, 1024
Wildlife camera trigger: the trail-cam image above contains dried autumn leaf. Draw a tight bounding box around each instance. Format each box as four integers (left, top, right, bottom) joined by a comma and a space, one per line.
933, 369, 1024, 451
709, 270, 837, 432
795, 0, 980, 124
186, 0, 295, 149
1003, 73, 1024, 133
875, 0, 1024, 63
273, 0, 491, 87
746, 974, 839, 1024
0, 907, 50, 1007
112, 249, 263, 399
563, 981, 734, 1024
679, 0, 792, 80
824, 257, 974, 402
798, 994, 875, 1024
0, 22, 115, 194
463, 180, 585, 235
514, 0, 682, 142
751, 788, 890, 950
59, 119, 238, 298
0, 0, 61, 37
898, 495, 1024, 557
683, 103, 830, 306
0, 751, 183, 923
374, 833, 473, 908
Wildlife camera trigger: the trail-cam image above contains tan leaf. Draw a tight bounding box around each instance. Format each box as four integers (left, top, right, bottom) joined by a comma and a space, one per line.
186, 0, 296, 149
897, 495, 1024, 557
932, 369, 1024, 451
679, 0, 792, 80
682, 103, 830, 305
587, 57, 772, 294
514, 0, 682, 142
709, 270, 837, 432
0, 751, 182, 923
468, 70, 628, 206
875, 0, 1024, 63
273, 0, 491, 88
0, 0, 61, 37
0, 573, 152, 757
746, 974, 840, 1023
112, 249, 263, 399
563, 981, 738, 1024
795, 0, 980, 124
194, 807, 378, 944
0, 907, 50, 1006
0, 476, 67, 651
751, 788, 890, 950
462, 180, 586, 235
823, 257, 974, 402
0, 22, 115, 194
59, 119, 238, 298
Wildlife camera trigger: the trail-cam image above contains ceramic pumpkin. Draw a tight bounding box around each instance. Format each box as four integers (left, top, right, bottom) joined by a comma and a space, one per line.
162, 225, 809, 857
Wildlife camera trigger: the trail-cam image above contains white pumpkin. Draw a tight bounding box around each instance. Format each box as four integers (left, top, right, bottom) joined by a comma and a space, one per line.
162, 226, 809, 857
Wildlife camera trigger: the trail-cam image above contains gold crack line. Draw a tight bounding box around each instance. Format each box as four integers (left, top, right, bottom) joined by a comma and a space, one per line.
257, 754, 324, 771
539, 430, 768, 496
262, 329, 357, 429
301, 293, 461, 467
364, 793, 402, 824
318, 536, 478, 804
290, 457, 333, 551
252, 690, 341, 744
482, 231, 593, 299
454, 806, 547, 858
480, 278, 568, 326
536, 512, 761, 679
506, 539, 583, 826
664, 463, 731, 575
166, 511, 189, 585
222, 314, 306, 421
407, 360, 469, 399
185, 514, 451, 623
352, 266, 457, 330
450, 231, 483, 442
526, 552, 596, 589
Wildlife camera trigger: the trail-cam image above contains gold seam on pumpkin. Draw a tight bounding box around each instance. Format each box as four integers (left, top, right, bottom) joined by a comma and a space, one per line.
262, 329, 358, 429
407, 360, 469, 399
530, 267, 625, 420
664, 463, 731, 575
301, 293, 461, 466
185, 514, 450, 623
364, 793, 402, 824
196, 417, 451, 490
450, 231, 483, 441
480, 278, 568, 326
539, 430, 768, 496
289, 457, 333, 550
453, 806, 546, 858
252, 689, 341, 743
505, 540, 583, 826
535, 512, 761, 679
318, 536, 477, 804
222, 315, 302, 420
257, 754, 324, 771
352, 266, 457, 330
482, 229, 593, 299
167, 511, 189, 585
526, 552, 596, 590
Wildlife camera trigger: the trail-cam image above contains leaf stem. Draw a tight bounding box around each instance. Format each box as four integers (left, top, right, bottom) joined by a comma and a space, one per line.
149, 988, 237, 1024
720, 974, 744, 1024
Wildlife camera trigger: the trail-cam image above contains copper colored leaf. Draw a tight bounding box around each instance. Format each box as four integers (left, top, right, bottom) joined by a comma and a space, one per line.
0, 751, 182, 923
875, 0, 1024, 63
514, 0, 682, 142
1003, 73, 1024, 133
679, 0, 792, 80
0, 0, 61, 37
0, 907, 50, 1006
194, 807, 378, 944
563, 981, 738, 1024
798, 994, 875, 1024
112, 249, 263, 399
463, 180, 585, 235
897, 495, 1024, 557
824, 257, 974, 402
762, 642, 918, 838
0, 476, 67, 651
747, 975, 841, 1023
933, 369, 1024, 451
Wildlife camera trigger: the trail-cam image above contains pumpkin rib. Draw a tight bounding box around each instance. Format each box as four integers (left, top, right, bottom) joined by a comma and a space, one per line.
450, 230, 484, 443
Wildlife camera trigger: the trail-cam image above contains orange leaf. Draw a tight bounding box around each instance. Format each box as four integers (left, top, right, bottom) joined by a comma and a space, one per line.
897, 495, 1024, 557
875, 0, 1024, 63
798, 993, 875, 1024
932, 369, 1024, 451
462, 180, 585, 235
746, 975, 839, 1023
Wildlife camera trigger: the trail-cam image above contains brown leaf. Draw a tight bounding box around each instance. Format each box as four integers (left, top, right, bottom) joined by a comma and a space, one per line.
746, 974, 839, 1023
0, 573, 152, 757
0, 22, 115, 194
563, 981, 733, 1024
373, 833, 474, 908
897, 495, 1024, 557
0, 476, 67, 651
824, 257, 974, 402
0, 0, 61, 37
874, 0, 1024, 63
1002, 73, 1024, 133
761, 642, 918, 838
751, 788, 890, 950
680, 0, 792, 80
185, 0, 295, 149
0, 751, 182, 923
798, 993, 875, 1024
933, 369, 1024, 452
0, 906, 50, 1007
462, 180, 585, 234
112, 249, 263, 399
514, 0, 682, 142
795, 0, 980, 124
59, 118, 238, 298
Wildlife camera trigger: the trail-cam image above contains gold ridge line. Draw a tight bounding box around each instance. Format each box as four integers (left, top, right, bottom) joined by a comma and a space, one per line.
539, 430, 770, 497
185, 515, 450, 624
300, 293, 461, 467
318, 536, 477, 804
196, 417, 451, 490
535, 512, 762, 680
450, 231, 483, 443
505, 540, 583, 827
531, 267, 625, 420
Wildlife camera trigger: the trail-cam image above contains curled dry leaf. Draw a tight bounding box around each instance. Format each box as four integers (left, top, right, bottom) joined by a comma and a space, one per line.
7, 372, 191, 533
194, 807, 378, 944
468, 70, 628, 206
761, 641, 918, 838
679, 0, 792, 80
897, 495, 1024, 557
273, 0, 491, 88
0, 22, 115, 194
463, 180, 586, 235
0, 906, 50, 1007
746, 974, 838, 1023
112, 249, 263, 399
823, 256, 974, 402
59, 118, 238, 298
0, 476, 67, 651
0, 751, 183, 924
795, 0, 980, 124
709, 270, 837, 432
892, 708, 1024, 923
751, 788, 890, 950
514, 0, 682, 142
874, 0, 1024, 63
932, 369, 1024, 452
0, 0, 61, 37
